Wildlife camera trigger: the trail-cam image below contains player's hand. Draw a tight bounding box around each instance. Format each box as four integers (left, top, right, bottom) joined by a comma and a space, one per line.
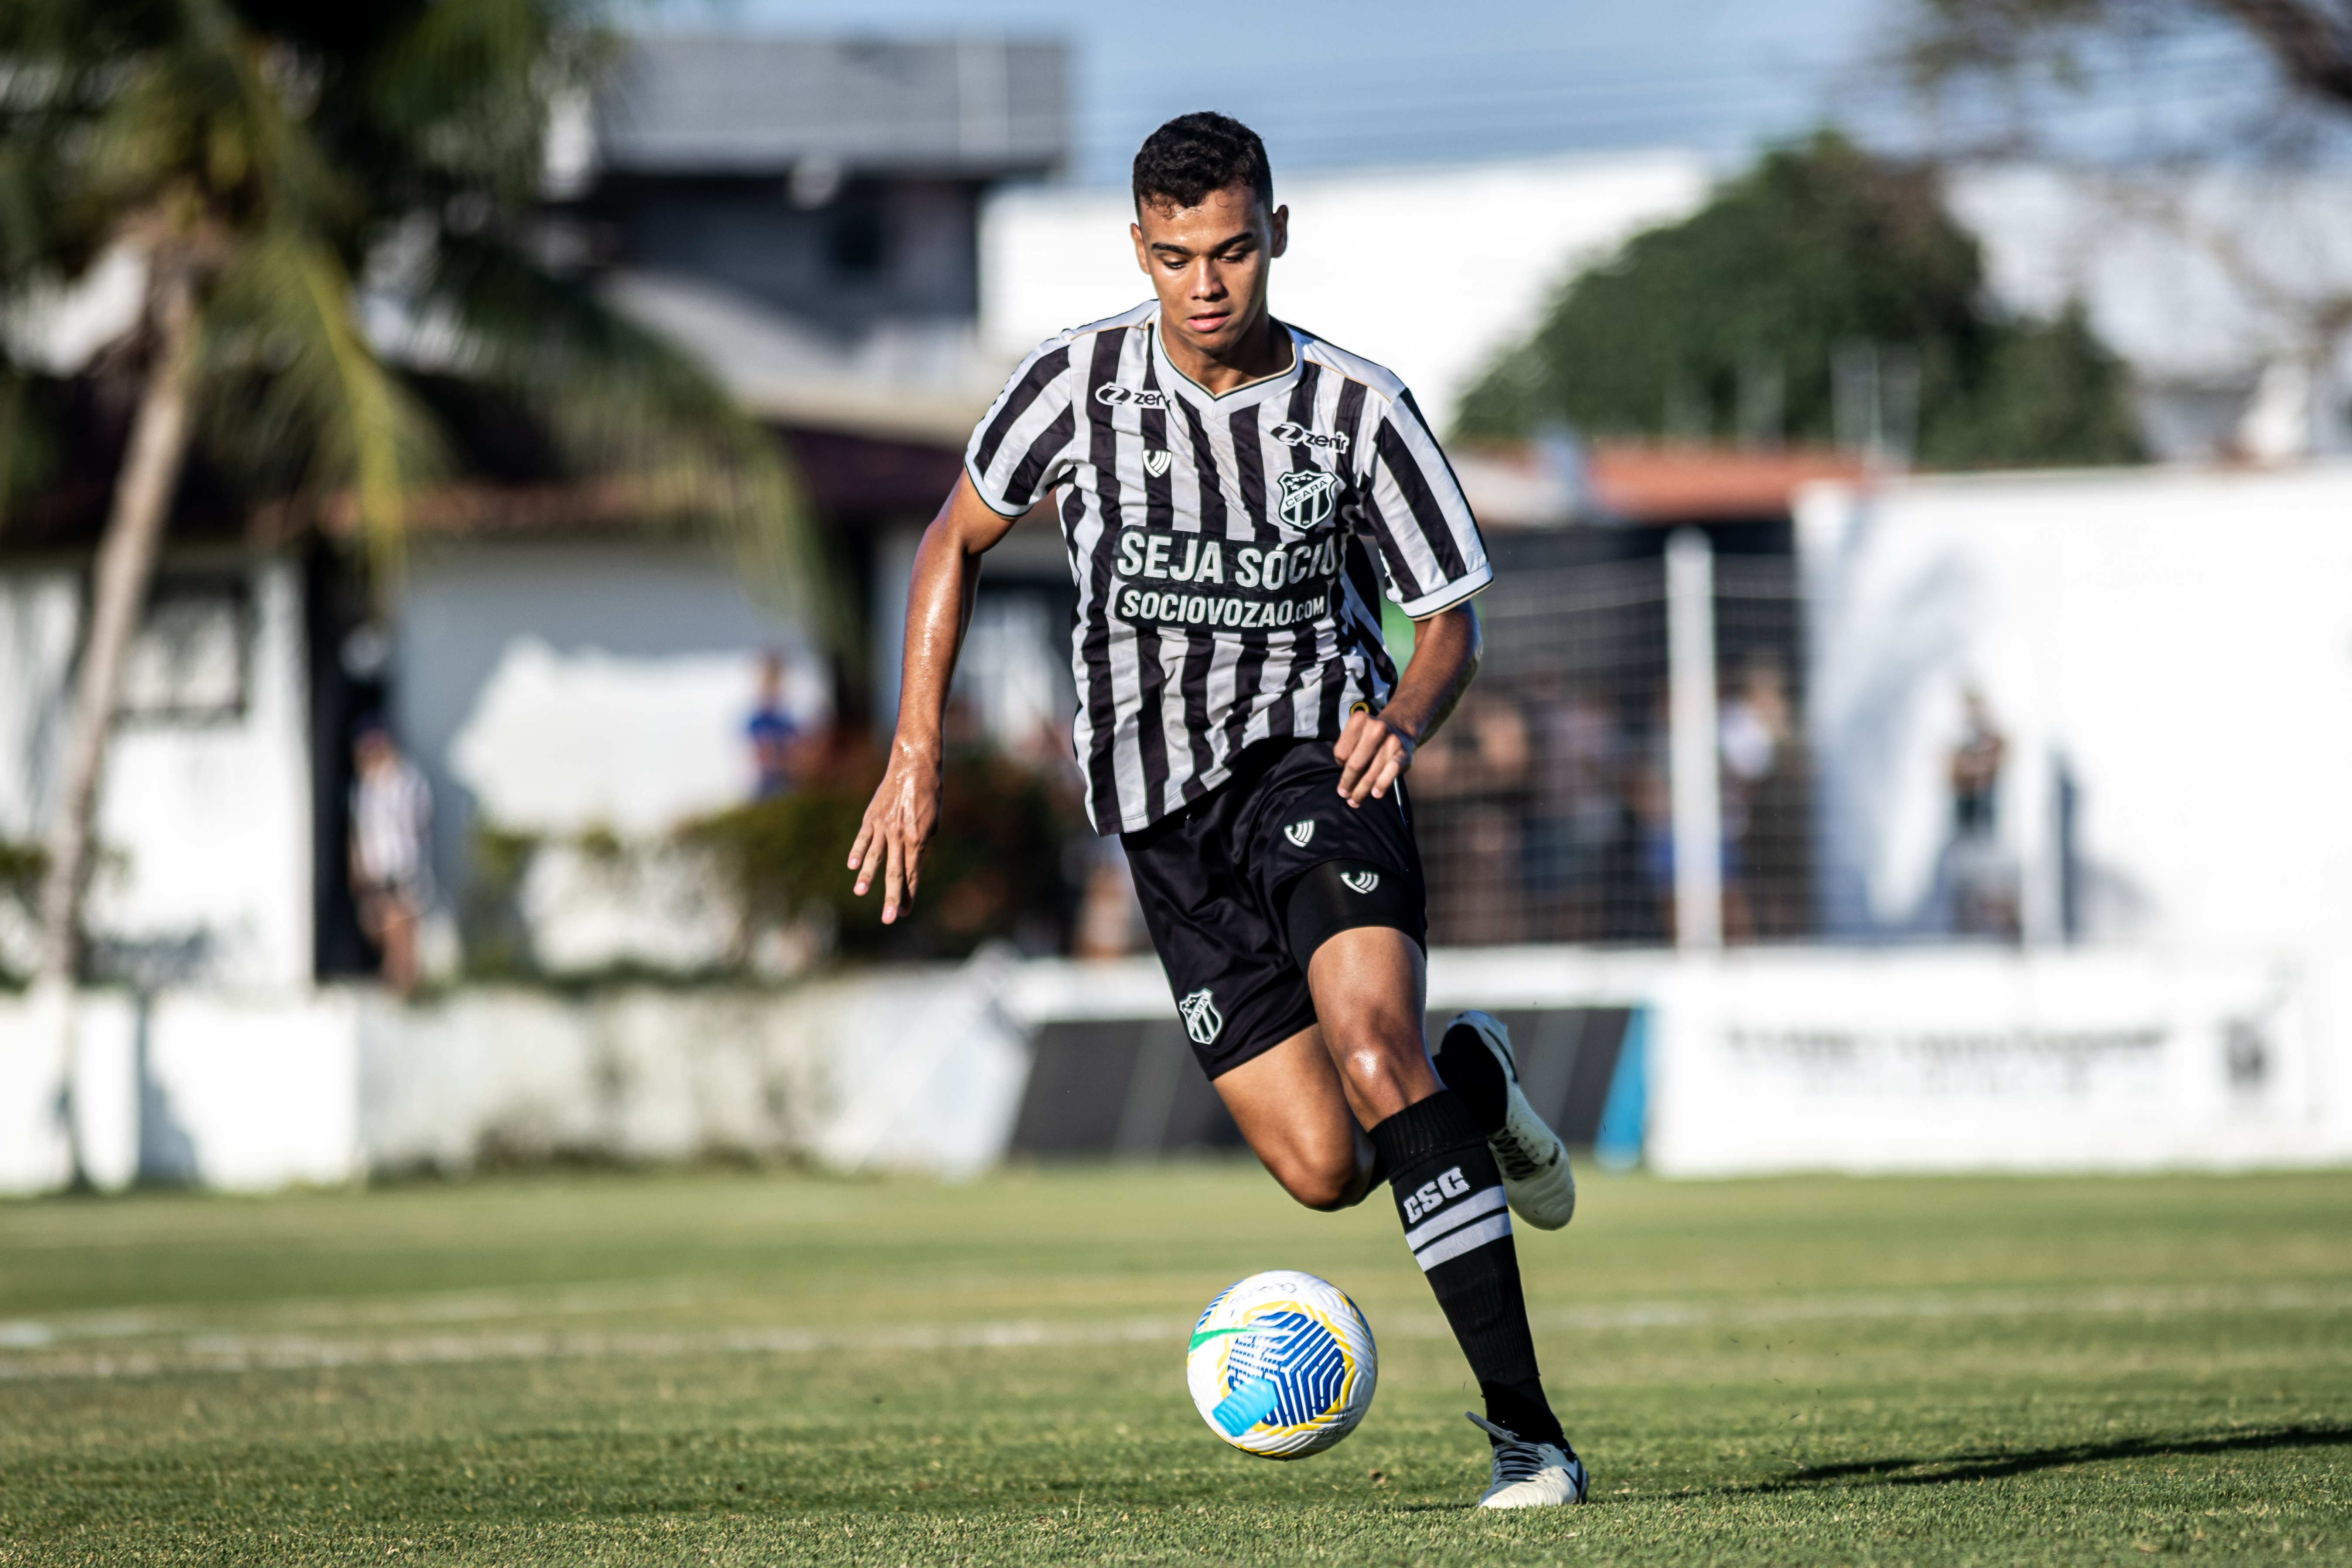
1333, 708, 1416, 808
847, 744, 943, 924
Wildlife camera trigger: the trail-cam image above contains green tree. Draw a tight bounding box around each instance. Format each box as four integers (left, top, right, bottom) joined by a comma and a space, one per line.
0, 0, 818, 1015
1454, 131, 2143, 468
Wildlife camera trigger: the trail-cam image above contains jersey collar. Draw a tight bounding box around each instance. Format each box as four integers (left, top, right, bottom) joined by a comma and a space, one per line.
1150, 308, 1305, 413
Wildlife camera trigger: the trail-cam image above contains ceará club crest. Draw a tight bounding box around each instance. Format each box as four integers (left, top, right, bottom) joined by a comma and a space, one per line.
1275, 469, 1340, 529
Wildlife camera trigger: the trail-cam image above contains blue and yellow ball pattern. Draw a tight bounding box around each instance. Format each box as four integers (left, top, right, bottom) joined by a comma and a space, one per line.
1184, 1270, 1378, 1458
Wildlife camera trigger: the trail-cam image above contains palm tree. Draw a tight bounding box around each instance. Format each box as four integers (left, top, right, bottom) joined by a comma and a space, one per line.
0, 0, 816, 1175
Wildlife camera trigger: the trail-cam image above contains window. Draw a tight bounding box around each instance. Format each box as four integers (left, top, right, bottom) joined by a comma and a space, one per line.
117, 577, 250, 724
828, 182, 888, 277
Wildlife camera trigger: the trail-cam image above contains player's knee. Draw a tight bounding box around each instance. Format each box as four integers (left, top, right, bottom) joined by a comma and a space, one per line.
1264, 1140, 1362, 1212
1328, 1031, 1420, 1100
1285, 1172, 1352, 1212
1319, 986, 1427, 1083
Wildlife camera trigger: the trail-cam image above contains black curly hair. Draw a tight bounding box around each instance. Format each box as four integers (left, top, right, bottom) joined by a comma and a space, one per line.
1131, 112, 1273, 216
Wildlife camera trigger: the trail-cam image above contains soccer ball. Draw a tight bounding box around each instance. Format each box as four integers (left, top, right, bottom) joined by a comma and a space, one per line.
1185, 1270, 1377, 1459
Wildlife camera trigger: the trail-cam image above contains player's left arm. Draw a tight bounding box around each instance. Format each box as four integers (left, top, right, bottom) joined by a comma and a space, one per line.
1333, 601, 1481, 808
1335, 381, 1491, 809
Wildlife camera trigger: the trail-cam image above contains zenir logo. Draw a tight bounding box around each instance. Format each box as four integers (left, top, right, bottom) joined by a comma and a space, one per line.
1143, 449, 1173, 478
1271, 421, 1350, 453
1095, 384, 1172, 409
1284, 820, 1316, 847
1179, 987, 1223, 1045
1340, 870, 1380, 895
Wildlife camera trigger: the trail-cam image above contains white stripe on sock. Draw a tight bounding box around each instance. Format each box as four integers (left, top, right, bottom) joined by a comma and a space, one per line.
1402, 1185, 1508, 1251
1413, 1212, 1514, 1272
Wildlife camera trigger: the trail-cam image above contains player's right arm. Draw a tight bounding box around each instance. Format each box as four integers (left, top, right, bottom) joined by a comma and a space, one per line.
847, 472, 1024, 925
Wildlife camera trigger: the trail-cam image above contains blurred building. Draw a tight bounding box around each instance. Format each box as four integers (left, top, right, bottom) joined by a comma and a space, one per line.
0, 34, 1070, 990
569, 35, 1065, 445
1950, 165, 2352, 463
341, 37, 1075, 978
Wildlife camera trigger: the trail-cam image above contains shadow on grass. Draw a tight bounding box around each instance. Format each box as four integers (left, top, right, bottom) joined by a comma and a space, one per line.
1276, 1425, 2352, 1517
1745, 1423, 2352, 1494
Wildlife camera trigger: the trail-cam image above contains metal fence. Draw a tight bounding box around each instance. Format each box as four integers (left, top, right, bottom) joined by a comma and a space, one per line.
1415, 533, 1813, 947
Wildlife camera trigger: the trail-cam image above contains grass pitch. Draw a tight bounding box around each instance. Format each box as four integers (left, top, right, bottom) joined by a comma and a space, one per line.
1, 1163, 2346, 1565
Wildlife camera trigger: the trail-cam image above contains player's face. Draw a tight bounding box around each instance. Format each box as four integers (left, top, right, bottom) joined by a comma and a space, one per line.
1130, 184, 1289, 359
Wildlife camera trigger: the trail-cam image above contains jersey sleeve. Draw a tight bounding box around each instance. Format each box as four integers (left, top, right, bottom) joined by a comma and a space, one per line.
964, 337, 1081, 517
1356, 387, 1493, 618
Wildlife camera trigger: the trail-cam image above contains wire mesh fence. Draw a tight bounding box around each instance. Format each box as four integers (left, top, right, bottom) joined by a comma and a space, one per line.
1416, 543, 1813, 946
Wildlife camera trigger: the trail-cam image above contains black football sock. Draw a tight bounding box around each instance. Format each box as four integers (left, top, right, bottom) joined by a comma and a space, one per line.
1432, 1018, 1509, 1136
1367, 1091, 1566, 1450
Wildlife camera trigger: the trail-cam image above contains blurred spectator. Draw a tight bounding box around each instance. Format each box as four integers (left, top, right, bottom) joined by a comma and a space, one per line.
746, 650, 802, 800
1417, 692, 1531, 944
1523, 678, 1628, 941
1720, 654, 1811, 939
1946, 687, 2020, 938
350, 722, 432, 995
1412, 689, 1532, 798
1072, 837, 1147, 959
1951, 688, 2005, 836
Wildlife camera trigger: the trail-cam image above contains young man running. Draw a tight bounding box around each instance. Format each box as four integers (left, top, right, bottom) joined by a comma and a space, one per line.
848, 112, 1586, 1509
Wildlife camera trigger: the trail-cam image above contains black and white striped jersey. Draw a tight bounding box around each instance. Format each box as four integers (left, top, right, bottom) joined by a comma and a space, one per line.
965, 300, 1493, 835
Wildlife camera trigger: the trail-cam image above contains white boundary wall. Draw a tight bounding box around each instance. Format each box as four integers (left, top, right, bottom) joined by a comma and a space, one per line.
2, 942, 2343, 1193
1645, 949, 2339, 1176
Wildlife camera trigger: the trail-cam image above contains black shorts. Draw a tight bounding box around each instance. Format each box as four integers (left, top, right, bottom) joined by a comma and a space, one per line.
1121, 738, 1427, 1079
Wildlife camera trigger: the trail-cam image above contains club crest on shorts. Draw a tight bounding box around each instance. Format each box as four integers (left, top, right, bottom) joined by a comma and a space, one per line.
1340, 870, 1381, 895
1284, 820, 1316, 847
1275, 468, 1341, 529
1143, 448, 1173, 478
1179, 987, 1224, 1045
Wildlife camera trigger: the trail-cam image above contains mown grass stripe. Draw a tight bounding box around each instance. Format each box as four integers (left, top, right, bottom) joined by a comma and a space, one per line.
7, 1280, 2346, 1382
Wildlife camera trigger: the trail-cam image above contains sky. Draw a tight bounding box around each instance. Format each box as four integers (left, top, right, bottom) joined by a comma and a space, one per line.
643, 0, 1899, 185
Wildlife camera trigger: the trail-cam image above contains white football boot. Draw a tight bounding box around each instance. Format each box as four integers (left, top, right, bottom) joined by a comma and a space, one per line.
1445, 1010, 1577, 1230
1468, 1413, 1590, 1508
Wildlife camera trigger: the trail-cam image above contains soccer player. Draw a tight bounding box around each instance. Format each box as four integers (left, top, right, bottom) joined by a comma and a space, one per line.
848, 112, 1587, 1508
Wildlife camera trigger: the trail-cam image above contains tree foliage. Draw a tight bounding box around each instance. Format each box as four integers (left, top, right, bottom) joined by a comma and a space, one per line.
1454, 132, 2144, 468
0, 0, 817, 601
1901, 0, 2352, 117
689, 754, 1080, 962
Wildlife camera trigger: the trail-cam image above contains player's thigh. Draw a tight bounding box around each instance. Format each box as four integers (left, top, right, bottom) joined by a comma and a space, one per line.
1211, 1023, 1363, 1208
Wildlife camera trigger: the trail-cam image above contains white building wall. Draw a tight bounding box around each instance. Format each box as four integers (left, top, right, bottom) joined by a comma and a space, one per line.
0, 554, 312, 988
85, 558, 314, 987
1799, 461, 2352, 1161
394, 540, 826, 973
0, 570, 78, 839
1800, 461, 2352, 957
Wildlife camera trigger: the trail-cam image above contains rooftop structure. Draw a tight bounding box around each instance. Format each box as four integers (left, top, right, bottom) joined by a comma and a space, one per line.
562, 36, 1071, 441
589, 36, 1066, 179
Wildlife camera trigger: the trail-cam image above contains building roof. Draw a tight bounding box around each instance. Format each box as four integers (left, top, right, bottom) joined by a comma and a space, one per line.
1587, 443, 1867, 522
594, 36, 1067, 178
1450, 439, 1869, 528
599, 271, 1006, 446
